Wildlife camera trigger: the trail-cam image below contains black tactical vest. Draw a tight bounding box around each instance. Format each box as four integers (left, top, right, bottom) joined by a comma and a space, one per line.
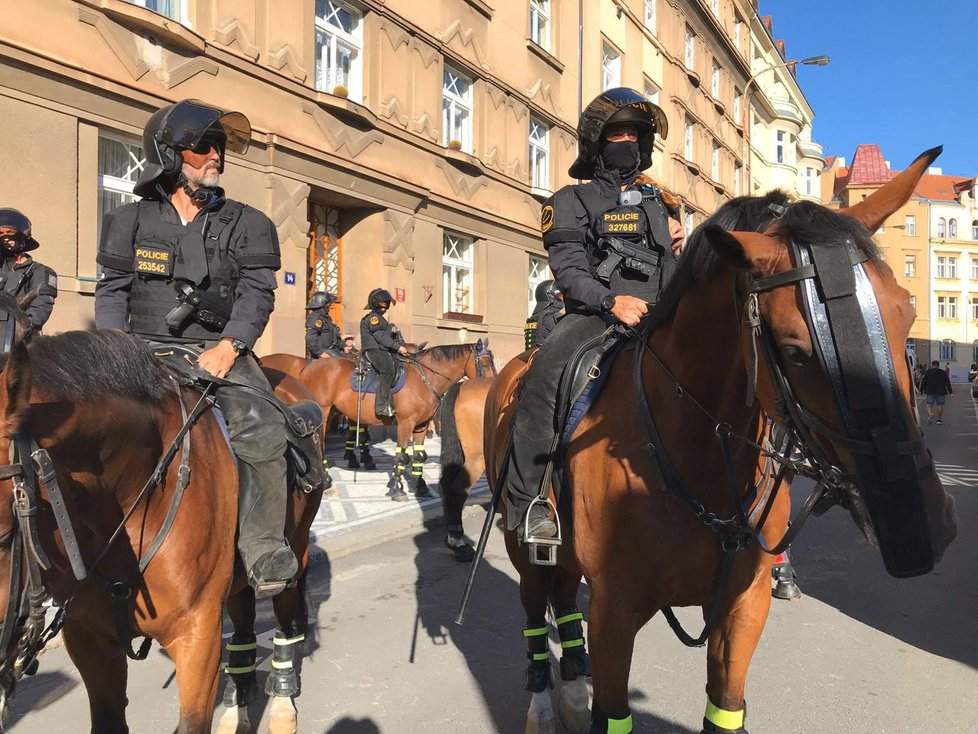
574, 183, 677, 304
128, 200, 244, 341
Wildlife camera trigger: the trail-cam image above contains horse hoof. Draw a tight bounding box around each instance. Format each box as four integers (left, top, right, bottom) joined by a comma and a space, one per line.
342, 450, 355, 461
390, 489, 409, 502
361, 455, 377, 470
772, 579, 802, 600
415, 484, 432, 498
557, 678, 590, 733
267, 696, 298, 734
453, 543, 475, 562
525, 691, 557, 734
215, 705, 249, 734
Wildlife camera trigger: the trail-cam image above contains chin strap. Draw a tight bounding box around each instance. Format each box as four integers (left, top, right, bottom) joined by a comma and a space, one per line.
177, 173, 217, 204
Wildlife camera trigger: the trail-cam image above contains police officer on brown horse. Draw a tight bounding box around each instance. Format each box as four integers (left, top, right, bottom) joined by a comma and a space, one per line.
305, 291, 342, 358
508, 88, 685, 539
0, 208, 58, 330
94, 99, 298, 597
360, 288, 407, 418
525, 279, 563, 349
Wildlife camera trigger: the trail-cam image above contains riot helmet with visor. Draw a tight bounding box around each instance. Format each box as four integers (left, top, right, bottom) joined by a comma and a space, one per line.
0, 209, 39, 254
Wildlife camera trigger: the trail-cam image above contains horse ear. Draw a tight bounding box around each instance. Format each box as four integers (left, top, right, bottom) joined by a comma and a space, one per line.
476, 338, 484, 351
15, 286, 39, 312
841, 146, 942, 232
1, 340, 32, 432
702, 226, 780, 271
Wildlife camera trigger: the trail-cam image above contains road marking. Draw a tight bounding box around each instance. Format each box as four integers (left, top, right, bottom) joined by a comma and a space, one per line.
936, 463, 978, 488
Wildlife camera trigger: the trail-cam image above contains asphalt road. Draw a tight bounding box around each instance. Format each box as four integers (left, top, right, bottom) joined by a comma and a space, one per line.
7, 395, 977, 733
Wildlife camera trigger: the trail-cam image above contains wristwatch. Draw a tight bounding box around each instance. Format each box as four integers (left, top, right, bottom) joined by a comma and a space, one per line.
600, 294, 617, 314
224, 337, 248, 354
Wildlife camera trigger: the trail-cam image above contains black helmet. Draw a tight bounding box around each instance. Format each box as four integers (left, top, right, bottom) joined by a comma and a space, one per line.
569, 88, 668, 180
0, 208, 39, 254
305, 291, 338, 310
533, 279, 561, 306
133, 99, 251, 198
365, 288, 395, 310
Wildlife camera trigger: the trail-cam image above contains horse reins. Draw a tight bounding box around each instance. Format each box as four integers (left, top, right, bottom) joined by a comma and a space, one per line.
398, 345, 496, 402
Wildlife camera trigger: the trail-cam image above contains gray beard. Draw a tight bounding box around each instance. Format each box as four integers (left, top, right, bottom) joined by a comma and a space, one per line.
182, 164, 220, 188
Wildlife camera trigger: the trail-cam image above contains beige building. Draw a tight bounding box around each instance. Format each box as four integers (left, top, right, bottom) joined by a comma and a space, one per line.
827, 144, 978, 380
0, 0, 821, 363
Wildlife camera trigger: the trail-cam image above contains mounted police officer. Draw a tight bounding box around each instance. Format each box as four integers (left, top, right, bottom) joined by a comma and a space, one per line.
509, 88, 685, 539
360, 288, 406, 418
524, 279, 563, 349
94, 99, 298, 597
0, 208, 58, 330
305, 291, 342, 358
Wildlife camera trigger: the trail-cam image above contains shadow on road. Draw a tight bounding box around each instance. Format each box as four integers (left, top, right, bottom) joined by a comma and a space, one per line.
323, 716, 381, 733
6, 671, 78, 724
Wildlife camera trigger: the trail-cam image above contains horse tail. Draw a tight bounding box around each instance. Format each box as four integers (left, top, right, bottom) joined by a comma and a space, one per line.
438, 381, 465, 492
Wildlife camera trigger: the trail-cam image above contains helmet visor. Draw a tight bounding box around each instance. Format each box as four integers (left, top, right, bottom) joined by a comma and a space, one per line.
158, 100, 251, 155
0, 209, 31, 235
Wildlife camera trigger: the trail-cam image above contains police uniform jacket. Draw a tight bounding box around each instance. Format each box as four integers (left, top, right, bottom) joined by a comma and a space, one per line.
360, 309, 402, 352
305, 309, 341, 357
94, 188, 280, 348
525, 302, 562, 348
0, 255, 58, 329
540, 166, 678, 315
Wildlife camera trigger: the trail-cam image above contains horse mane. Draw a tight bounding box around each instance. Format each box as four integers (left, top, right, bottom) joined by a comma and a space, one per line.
421, 343, 473, 363
648, 190, 883, 331
23, 330, 176, 402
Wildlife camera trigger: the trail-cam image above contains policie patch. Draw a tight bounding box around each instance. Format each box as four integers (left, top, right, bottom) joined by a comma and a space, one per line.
540, 205, 554, 233
598, 207, 643, 236
134, 245, 173, 276
369, 316, 380, 326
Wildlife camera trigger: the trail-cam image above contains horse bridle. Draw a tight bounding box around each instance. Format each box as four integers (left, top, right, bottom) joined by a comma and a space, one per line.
402, 344, 497, 401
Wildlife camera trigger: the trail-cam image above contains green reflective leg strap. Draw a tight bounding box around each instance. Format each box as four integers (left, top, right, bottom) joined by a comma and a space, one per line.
358, 426, 368, 448
524, 624, 549, 662
608, 715, 633, 733
225, 635, 257, 675
705, 700, 745, 731
555, 609, 585, 649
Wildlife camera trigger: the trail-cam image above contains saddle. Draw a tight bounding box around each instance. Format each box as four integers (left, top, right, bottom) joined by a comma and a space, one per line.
350, 353, 408, 394
151, 345, 325, 494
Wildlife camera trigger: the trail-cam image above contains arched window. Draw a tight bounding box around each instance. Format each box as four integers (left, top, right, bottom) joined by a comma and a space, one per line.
949, 218, 957, 238
972, 219, 978, 240
937, 217, 946, 238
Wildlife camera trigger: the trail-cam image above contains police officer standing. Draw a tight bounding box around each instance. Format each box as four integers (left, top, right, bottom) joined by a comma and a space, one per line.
0, 208, 58, 329
508, 88, 684, 539
524, 279, 563, 349
94, 99, 297, 597
360, 288, 406, 418
304, 291, 342, 358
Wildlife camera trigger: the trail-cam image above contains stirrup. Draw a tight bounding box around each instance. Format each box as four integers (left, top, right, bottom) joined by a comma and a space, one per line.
522, 496, 561, 567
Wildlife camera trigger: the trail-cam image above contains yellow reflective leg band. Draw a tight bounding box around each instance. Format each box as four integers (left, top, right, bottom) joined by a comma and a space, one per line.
560, 638, 585, 649
554, 612, 584, 625
523, 626, 549, 637
705, 700, 745, 731
224, 664, 256, 674
271, 659, 293, 669
225, 642, 257, 652
608, 715, 633, 733
532, 652, 550, 661
273, 634, 305, 646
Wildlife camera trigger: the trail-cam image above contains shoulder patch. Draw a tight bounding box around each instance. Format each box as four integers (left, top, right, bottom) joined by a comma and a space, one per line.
541, 205, 554, 233
370, 316, 380, 325
315, 318, 324, 328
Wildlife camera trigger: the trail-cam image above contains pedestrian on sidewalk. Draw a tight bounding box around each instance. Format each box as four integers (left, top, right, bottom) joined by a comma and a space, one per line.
920, 360, 953, 425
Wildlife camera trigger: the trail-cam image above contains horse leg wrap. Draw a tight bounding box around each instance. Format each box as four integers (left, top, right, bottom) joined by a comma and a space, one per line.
264, 627, 305, 698
446, 523, 464, 540
344, 429, 357, 459
523, 622, 553, 693
358, 426, 369, 451
555, 608, 590, 681
590, 705, 632, 733
222, 633, 258, 707
701, 699, 747, 733
411, 444, 428, 478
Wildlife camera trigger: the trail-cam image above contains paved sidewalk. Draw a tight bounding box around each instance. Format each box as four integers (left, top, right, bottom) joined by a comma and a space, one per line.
311, 429, 489, 556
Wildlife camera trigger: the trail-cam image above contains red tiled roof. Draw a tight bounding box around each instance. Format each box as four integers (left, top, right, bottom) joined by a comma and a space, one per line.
847, 144, 893, 186
913, 174, 974, 202
823, 155, 837, 170
775, 39, 785, 57
762, 15, 773, 33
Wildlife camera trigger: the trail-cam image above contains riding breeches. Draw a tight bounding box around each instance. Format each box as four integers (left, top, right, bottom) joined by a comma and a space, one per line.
212, 354, 289, 571
506, 312, 611, 529
364, 349, 396, 417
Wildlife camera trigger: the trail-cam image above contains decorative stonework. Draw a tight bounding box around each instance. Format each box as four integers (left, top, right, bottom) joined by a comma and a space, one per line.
302, 101, 384, 159
412, 112, 438, 142
268, 44, 307, 82
436, 160, 487, 201
487, 84, 507, 110
383, 211, 416, 271
506, 98, 528, 123
413, 40, 440, 69
213, 18, 259, 60
523, 193, 543, 219
438, 20, 490, 70
525, 79, 559, 116
484, 147, 506, 174
163, 56, 219, 89
78, 7, 151, 80
380, 20, 410, 52
266, 175, 311, 251
379, 96, 410, 127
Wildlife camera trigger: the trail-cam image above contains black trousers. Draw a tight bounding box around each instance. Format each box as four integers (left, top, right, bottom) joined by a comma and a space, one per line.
507, 312, 610, 528
364, 349, 396, 416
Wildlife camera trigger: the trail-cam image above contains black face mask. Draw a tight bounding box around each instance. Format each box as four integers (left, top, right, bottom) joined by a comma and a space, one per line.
599, 140, 641, 174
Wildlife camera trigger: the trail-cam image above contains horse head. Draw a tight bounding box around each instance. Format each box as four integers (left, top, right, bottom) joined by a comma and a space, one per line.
470, 338, 496, 379
703, 146, 956, 577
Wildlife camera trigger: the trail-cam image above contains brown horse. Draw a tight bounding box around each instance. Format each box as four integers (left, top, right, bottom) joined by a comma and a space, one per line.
481, 149, 958, 733
267, 341, 495, 500
0, 317, 324, 733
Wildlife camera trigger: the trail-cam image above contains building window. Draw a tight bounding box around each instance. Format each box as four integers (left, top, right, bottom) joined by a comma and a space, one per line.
711, 142, 720, 181
972, 257, 978, 279
528, 255, 549, 317
684, 211, 695, 236
443, 233, 474, 314
939, 340, 955, 361
734, 18, 744, 52
601, 42, 621, 90
98, 133, 146, 237
804, 167, 815, 196
529, 117, 550, 190
937, 217, 946, 238
126, 0, 183, 22
529, 0, 550, 50
937, 256, 957, 278
733, 89, 742, 122
937, 295, 958, 319
711, 61, 721, 99
973, 340, 978, 364
314, 0, 363, 101
734, 163, 742, 196
905, 215, 915, 236
645, 80, 660, 106
775, 131, 785, 164
972, 220, 978, 239
972, 297, 978, 321
909, 295, 916, 309
684, 26, 696, 70
683, 118, 694, 160
643, 0, 656, 31
904, 255, 916, 277
442, 66, 473, 152
949, 218, 957, 238
710, 0, 720, 15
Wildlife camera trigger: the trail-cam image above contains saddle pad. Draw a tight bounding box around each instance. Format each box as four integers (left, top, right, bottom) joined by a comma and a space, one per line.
560, 339, 626, 445
350, 366, 408, 394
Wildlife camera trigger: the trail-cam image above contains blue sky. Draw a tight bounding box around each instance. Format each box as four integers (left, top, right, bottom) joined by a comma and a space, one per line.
759, 1, 978, 175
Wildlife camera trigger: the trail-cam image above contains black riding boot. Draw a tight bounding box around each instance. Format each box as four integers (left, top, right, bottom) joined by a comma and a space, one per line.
509, 430, 558, 538
375, 375, 394, 417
